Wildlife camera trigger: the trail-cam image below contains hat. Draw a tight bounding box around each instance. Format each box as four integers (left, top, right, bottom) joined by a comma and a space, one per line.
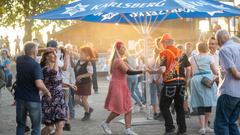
47, 40, 58, 48
160, 33, 172, 43
115, 41, 124, 50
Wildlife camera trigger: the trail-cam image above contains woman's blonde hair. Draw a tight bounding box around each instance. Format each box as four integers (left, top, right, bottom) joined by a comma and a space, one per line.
197, 42, 208, 53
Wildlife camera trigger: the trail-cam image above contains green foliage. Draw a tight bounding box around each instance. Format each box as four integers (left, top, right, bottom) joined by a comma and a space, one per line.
0, 0, 71, 27
0, 0, 73, 41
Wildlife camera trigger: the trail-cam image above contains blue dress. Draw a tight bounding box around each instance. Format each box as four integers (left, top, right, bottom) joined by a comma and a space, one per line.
1, 58, 12, 87
42, 67, 67, 125
190, 55, 217, 108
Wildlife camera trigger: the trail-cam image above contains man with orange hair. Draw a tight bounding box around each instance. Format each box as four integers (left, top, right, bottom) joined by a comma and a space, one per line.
159, 34, 191, 135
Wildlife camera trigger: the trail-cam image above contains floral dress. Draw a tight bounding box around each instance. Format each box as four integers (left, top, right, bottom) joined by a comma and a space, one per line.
42, 67, 67, 125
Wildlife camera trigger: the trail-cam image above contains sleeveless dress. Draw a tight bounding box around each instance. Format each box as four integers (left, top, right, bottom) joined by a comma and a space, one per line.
42, 67, 67, 125
104, 58, 132, 114
74, 60, 92, 96
190, 55, 217, 108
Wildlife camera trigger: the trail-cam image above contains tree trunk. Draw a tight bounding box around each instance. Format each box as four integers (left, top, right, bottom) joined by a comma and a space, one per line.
23, 19, 33, 43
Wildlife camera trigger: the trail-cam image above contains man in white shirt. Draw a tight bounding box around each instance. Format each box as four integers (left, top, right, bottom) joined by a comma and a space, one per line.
208, 37, 219, 69
208, 37, 220, 85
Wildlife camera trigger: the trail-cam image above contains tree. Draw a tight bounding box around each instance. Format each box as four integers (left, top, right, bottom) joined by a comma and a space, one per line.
0, 0, 71, 42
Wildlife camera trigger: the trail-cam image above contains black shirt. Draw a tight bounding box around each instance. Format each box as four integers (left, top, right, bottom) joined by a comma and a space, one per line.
161, 53, 191, 84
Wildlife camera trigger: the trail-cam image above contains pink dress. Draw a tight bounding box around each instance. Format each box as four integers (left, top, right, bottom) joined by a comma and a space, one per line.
104, 58, 132, 114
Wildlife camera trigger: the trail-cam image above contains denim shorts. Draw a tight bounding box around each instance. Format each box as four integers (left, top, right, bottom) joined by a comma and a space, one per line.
150, 83, 162, 105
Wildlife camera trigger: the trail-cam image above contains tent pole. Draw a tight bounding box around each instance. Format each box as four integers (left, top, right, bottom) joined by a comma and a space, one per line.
233, 0, 236, 35
118, 13, 162, 126
120, 13, 142, 35
143, 12, 151, 120
228, 17, 231, 35
149, 12, 170, 34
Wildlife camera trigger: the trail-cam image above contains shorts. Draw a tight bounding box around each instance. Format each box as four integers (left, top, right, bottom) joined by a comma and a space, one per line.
196, 107, 212, 115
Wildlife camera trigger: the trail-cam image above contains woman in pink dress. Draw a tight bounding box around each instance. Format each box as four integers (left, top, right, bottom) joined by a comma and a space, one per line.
101, 41, 143, 135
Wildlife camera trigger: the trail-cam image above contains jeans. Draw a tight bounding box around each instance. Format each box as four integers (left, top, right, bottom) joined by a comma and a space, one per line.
91, 61, 98, 92
68, 88, 75, 119
160, 83, 186, 133
150, 82, 161, 105
214, 94, 240, 135
127, 76, 142, 106
137, 75, 145, 103
16, 99, 41, 135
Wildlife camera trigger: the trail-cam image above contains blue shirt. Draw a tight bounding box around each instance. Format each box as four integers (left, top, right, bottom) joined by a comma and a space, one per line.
15, 55, 43, 102
219, 40, 240, 98
1, 58, 11, 77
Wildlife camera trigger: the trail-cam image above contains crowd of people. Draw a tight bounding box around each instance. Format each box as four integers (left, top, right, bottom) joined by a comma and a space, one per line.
0, 35, 21, 55
0, 36, 99, 135
100, 30, 240, 135
0, 29, 239, 135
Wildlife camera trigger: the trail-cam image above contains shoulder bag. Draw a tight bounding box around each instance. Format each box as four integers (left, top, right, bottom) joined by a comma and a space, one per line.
193, 56, 213, 88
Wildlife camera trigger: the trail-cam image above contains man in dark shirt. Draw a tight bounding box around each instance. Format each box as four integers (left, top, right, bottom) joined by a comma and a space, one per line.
159, 34, 191, 135
15, 41, 51, 135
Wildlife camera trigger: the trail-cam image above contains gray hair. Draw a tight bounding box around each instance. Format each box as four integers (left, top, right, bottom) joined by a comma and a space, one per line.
215, 29, 230, 41
231, 36, 240, 43
24, 41, 38, 55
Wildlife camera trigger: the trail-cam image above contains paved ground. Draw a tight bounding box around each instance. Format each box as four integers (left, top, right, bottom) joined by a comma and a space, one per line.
0, 76, 216, 135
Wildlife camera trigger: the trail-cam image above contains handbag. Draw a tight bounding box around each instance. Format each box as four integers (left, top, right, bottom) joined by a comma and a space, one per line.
193, 56, 213, 88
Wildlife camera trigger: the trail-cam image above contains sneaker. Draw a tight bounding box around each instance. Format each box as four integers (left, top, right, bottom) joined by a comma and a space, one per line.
63, 123, 71, 131
124, 128, 138, 135
100, 121, 112, 134
198, 128, 205, 135
24, 126, 30, 133
164, 128, 175, 135
205, 127, 214, 133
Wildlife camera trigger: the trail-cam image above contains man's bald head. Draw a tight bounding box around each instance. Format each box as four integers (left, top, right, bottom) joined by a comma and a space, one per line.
215, 30, 230, 47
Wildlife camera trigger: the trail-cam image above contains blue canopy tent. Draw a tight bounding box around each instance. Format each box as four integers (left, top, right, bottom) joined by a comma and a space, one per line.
33, 0, 240, 35
33, 0, 240, 125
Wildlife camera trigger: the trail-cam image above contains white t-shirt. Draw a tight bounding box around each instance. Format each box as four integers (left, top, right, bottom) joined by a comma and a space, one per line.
209, 50, 220, 69
147, 57, 162, 83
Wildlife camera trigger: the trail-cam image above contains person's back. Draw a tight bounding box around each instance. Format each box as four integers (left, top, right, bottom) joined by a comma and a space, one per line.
15, 55, 42, 102
214, 30, 240, 135
219, 39, 240, 98
191, 55, 213, 74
